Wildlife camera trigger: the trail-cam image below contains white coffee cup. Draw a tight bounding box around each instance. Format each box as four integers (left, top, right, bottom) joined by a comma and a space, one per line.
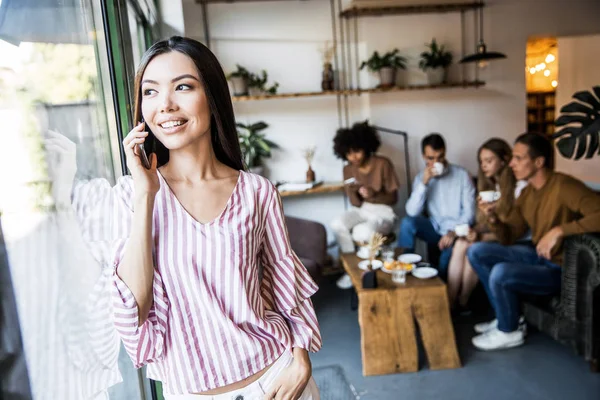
455, 224, 470, 237
432, 162, 445, 176
479, 190, 501, 203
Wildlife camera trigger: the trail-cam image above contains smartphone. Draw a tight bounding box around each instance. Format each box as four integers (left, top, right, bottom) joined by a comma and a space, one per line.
344, 177, 357, 185
136, 119, 151, 169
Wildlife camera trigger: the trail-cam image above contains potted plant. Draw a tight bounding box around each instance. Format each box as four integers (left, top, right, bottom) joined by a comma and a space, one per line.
248, 70, 279, 96
360, 49, 407, 87
419, 39, 453, 85
237, 121, 279, 175
227, 64, 251, 96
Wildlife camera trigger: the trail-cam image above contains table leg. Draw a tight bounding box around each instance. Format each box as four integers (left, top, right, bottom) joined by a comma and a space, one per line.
412, 286, 461, 370
359, 291, 418, 375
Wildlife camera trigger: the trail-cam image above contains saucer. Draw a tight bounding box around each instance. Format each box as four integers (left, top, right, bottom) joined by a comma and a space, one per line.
412, 267, 438, 279
397, 253, 422, 264
358, 259, 383, 271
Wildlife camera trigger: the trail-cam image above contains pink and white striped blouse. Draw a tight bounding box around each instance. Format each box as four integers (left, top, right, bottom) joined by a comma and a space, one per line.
109, 170, 321, 395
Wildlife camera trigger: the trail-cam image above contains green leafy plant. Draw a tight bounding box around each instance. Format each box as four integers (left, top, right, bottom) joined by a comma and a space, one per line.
237, 121, 279, 168
419, 39, 453, 70
226, 64, 251, 80
359, 49, 407, 72
248, 70, 279, 94
553, 86, 600, 160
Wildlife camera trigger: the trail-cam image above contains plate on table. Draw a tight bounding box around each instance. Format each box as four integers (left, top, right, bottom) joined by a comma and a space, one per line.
382, 261, 415, 274
358, 259, 383, 271
397, 253, 422, 264
412, 266, 438, 279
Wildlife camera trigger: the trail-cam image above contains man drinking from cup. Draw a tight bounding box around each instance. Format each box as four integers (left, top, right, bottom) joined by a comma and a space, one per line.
397, 133, 476, 275
467, 133, 600, 351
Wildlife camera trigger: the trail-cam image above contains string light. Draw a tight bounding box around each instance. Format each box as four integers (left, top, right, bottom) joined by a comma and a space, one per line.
529, 67, 536, 75
544, 70, 551, 77
551, 80, 558, 88
545, 54, 555, 63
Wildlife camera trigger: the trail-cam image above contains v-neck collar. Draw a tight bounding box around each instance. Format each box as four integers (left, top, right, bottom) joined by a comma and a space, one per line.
156, 169, 243, 227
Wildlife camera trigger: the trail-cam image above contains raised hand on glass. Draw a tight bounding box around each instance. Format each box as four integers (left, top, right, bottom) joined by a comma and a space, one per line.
44, 130, 77, 208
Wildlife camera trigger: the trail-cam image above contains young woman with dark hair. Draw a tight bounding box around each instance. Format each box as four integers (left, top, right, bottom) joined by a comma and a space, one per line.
104, 36, 321, 399
446, 138, 526, 311
331, 121, 400, 289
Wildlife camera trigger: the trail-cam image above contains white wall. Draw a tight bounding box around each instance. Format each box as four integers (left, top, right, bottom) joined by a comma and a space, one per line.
158, 0, 185, 37
177, 0, 600, 233
555, 34, 600, 183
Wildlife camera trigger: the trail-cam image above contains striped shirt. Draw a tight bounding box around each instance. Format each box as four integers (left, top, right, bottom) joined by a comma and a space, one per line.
108, 170, 321, 395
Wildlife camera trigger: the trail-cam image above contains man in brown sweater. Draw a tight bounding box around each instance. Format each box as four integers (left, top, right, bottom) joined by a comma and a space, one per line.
467, 132, 600, 351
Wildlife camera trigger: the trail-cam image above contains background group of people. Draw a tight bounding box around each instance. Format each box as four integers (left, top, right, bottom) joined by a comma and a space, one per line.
330, 122, 600, 351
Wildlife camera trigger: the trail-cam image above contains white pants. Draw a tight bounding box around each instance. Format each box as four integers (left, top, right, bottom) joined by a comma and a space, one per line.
331, 202, 396, 253
165, 350, 319, 400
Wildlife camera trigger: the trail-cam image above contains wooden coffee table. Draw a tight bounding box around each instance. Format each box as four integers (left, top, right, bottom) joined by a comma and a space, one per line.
340, 252, 461, 376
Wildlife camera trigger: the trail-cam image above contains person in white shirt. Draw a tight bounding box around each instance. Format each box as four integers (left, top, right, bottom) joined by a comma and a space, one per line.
397, 133, 476, 275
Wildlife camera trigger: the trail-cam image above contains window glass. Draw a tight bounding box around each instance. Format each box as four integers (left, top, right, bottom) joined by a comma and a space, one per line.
0, 0, 146, 398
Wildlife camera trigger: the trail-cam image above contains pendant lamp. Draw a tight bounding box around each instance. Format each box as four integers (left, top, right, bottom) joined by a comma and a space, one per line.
460, 0, 506, 64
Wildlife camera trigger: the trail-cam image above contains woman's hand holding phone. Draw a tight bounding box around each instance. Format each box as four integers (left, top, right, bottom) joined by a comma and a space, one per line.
123, 121, 159, 198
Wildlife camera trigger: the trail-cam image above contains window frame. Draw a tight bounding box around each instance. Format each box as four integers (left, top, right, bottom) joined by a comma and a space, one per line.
100, 2, 160, 398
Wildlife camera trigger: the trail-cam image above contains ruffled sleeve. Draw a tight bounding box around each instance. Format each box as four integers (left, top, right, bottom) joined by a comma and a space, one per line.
259, 185, 322, 352
108, 176, 169, 368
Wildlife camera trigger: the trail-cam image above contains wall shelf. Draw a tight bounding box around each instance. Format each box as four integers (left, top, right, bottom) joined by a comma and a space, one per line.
279, 182, 344, 198
232, 81, 485, 101
349, 80, 485, 95
232, 90, 342, 102
340, 2, 483, 18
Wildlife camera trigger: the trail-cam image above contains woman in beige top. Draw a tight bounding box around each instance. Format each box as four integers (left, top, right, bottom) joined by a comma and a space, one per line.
331, 121, 400, 289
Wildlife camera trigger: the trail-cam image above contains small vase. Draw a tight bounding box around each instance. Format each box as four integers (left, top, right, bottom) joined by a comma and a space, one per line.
321, 62, 335, 91
306, 166, 315, 183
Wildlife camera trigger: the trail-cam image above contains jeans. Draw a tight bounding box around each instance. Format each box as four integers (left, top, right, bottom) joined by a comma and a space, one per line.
397, 216, 452, 274
467, 242, 562, 332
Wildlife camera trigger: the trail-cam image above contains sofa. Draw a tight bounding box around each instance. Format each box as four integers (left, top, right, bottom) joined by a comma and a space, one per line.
522, 233, 600, 372
285, 216, 328, 281
422, 182, 600, 371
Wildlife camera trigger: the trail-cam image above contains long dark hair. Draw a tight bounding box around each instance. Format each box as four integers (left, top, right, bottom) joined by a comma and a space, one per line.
476, 138, 517, 225
132, 36, 244, 171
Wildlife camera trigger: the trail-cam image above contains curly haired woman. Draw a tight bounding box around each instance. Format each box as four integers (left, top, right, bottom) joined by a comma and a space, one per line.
331, 121, 400, 289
